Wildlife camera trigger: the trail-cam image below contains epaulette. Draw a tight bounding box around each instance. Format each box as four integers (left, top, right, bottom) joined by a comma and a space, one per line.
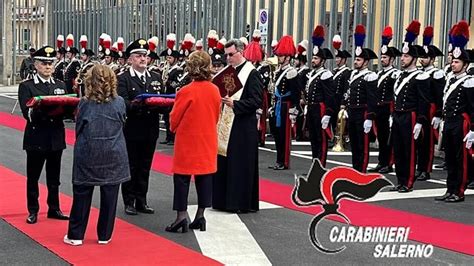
416, 72, 430, 80
321, 70, 333, 80
433, 70, 445, 80
463, 77, 474, 88
286, 68, 298, 79
364, 72, 378, 82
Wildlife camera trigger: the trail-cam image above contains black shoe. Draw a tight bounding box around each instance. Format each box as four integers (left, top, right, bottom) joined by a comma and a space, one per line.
26, 213, 37, 224
389, 185, 402, 191
159, 140, 169, 144
398, 186, 413, 193
125, 205, 138, 215
167, 141, 174, 145
445, 194, 464, 203
136, 204, 154, 214
165, 219, 188, 233
378, 166, 393, 174
273, 164, 288, 170
434, 193, 452, 201
189, 217, 206, 231
467, 181, 474, 190
434, 162, 446, 169
268, 164, 277, 169
368, 164, 383, 172
47, 210, 69, 220
414, 170, 422, 178
417, 172, 430, 181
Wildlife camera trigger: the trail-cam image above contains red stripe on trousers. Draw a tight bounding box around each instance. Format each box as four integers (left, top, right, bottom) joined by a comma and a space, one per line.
426, 103, 437, 172
460, 113, 471, 197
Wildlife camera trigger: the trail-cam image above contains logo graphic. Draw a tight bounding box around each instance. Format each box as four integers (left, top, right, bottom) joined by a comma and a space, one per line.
292, 159, 392, 254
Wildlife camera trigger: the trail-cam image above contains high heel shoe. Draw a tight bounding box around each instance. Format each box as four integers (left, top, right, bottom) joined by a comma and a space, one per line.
189, 217, 206, 231
165, 219, 188, 233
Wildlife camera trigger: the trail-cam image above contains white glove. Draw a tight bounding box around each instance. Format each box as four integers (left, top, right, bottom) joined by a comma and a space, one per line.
256, 108, 263, 120
267, 107, 274, 116
343, 110, 348, 119
289, 107, 299, 123
431, 117, 441, 130
413, 123, 422, 140
389, 116, 393, 128
463, 130, 474, 149
363, 119, 373, 134
321, 115, 331, 130
304, 105, 308, 115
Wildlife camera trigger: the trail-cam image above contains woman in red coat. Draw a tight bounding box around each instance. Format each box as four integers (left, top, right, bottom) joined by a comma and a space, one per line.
166, 50, 221, 233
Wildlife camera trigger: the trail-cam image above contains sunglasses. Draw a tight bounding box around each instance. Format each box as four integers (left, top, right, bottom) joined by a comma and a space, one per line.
224, 51, 240, 57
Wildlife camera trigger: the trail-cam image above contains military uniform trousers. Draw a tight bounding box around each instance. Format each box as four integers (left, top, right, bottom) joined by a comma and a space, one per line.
307, 103, 330, 167
162, 109, 175, 143
348, 107, 370, 173
416, 103, 437, 173
121, 137, 158, 207
173, 174, 212, 211
67, 184, 120, 241
374, 104, 393, 168
270, 101, 292, 168
392, 111, 418, 188
26, 150, 62, 215
443, 116, 472, 197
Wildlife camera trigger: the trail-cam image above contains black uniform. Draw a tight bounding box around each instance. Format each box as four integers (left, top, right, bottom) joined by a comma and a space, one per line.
374, 66, 398, 169
442, 73, 474, 198
304, 67, 336, 167
117, 67, 164, 209
20, 57, 35, 80
161, 64, 183, 144
256, 64, 272, 146
345, 69, 377, 172
332, 65, 352, 129
392, 69, 430, 189
53, 60, 66, 81
18, 74, 68, 215
270, 65, 301, 169
295, 65, 311, 141
416, 67, 445, 174
63, 59, 81, 94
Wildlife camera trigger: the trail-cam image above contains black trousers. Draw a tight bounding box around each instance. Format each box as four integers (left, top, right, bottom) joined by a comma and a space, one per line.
307, 104, 328, 167
374, 106, 393, 167
271, 102, 291, 168
67, 184, 120, 241
162, 111, 175, 142
416, 119, 435, 173
444, 120, 472, 197
348, 108, 369, 172
173, 174, 212, 211
121, 138, 157, 206
26, 150, 63, 214
392, 112, 417, 188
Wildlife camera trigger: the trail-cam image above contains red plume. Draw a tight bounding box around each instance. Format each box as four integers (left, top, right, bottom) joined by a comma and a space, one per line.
117, 37, 124, 51
355, 24, 365, 34
454, 20, 470, 39
423, 26, 433, 38
332, 35, 342, 50
56, 35, 64, 48
382, 26, 393, 38
103, 36, 111, 50
66, 34, 74, 48
243, 41, 264, 63
313, 25, 325, 38
406, 20, 421, 35
274, 35, 297, 57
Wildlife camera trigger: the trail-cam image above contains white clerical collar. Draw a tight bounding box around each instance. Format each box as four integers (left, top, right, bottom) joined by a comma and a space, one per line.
234, 60, 247, 69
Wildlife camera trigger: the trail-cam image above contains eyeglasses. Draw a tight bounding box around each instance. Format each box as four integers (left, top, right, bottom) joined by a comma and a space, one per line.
225, 51, 240, 57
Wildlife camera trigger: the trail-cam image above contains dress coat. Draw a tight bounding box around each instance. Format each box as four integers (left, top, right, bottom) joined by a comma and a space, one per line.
170, 80, 221, 175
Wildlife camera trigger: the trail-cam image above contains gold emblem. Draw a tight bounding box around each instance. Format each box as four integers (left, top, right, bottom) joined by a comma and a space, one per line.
45, 47, 54, 57
138, 39, 146, 48
223, 74, 236, 95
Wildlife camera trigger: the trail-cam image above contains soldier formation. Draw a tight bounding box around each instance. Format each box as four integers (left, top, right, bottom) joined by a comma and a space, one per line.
19, 17, 474, 224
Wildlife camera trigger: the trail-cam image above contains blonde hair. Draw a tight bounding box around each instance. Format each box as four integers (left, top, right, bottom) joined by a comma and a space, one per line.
185, 50, 212, 81
84, 64, 117, 103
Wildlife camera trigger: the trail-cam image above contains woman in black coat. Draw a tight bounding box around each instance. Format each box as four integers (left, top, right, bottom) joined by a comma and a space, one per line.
64, 65, 130, 246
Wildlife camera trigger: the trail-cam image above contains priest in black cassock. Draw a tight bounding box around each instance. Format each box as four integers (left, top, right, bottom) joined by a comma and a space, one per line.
212, 39, 264, 213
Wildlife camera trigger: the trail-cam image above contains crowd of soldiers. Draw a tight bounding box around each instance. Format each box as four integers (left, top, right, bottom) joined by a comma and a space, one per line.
38, 18, 473, 206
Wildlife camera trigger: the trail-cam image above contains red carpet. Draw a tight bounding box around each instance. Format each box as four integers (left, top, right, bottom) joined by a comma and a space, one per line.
1, 111, 473, 256
0, 165, 221, 265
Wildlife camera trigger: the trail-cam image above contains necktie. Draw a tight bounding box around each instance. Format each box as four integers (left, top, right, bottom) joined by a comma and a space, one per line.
140, 75, 146, 84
